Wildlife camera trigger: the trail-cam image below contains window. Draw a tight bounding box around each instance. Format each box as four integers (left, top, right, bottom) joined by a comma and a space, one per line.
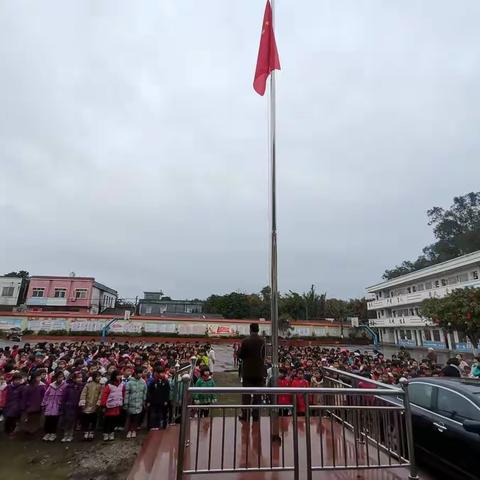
436, 388, 480, 422
447, 277, 458, 285
409, 383, 434, 409
75, 289, 87, 299
412, 285, 417, 292
435, 280, 440, 288
459, 273, 469, 283
473, 271, 479, 280
145, 306, 152, 314
406, 330, 412, 340
32, 288, 44, 298
432, 330, 441, 342
417, 283, 425, 291
1, 286, 14, 297
54, 288, 66, 298
441, 279, 447, 287
425, 281, 432, 290
407, 287, 411, 294
424, 330, 432, 341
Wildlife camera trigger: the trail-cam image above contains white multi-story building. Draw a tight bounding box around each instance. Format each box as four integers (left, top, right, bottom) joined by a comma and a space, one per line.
367, 250, 480, 352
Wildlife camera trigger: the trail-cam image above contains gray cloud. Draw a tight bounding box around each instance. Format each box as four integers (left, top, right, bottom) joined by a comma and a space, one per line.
1, 1, 480, 300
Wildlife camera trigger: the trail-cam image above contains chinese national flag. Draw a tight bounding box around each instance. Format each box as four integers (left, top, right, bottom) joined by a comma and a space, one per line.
253, 1, 281, 96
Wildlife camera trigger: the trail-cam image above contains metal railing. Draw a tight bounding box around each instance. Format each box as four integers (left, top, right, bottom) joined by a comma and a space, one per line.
169, 360, 195, 425
176, 370, 418, 480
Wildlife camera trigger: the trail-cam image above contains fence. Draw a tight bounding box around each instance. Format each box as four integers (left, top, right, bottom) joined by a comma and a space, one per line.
176, 369, 418, 480
169, 360, 195, 425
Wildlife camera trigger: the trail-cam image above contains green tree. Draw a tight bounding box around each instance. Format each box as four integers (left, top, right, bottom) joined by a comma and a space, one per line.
325, 298, 350, 338
421, 287, 480, 353
384, 192, 480, 279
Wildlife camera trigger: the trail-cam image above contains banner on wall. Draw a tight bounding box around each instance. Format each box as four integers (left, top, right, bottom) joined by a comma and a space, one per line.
207, 324, 238, 336
0, 318, 23, 330
28, 318, 67, 332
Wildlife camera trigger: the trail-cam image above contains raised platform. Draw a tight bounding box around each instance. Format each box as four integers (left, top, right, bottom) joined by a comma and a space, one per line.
128, 417, 429, 480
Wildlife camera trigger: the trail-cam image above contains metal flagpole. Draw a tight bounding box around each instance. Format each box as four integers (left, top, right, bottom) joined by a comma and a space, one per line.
269, 0, 280, 439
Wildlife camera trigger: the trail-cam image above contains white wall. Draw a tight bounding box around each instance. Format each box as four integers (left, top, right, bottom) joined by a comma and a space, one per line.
0, 277, 23, 306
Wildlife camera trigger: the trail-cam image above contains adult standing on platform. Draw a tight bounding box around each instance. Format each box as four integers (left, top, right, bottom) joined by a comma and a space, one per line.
238, 323, 266, 422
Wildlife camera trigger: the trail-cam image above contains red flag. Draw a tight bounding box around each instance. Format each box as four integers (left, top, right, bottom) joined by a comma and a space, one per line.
253, 1, 281, 96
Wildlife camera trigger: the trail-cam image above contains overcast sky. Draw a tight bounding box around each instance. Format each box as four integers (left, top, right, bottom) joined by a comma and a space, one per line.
1, 1, 480, 301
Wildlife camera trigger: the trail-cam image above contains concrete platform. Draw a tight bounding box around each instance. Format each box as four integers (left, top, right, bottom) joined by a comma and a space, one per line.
128, 417, 430, 480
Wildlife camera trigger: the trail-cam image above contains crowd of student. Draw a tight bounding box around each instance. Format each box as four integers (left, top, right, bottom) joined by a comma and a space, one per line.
274, 344, 480, 385
0, 340, 216, 442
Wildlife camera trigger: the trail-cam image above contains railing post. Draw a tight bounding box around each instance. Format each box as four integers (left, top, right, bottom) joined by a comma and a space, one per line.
304, 393, 312, 480
401, 380, 419, 480
292, 397, 299, 480
176, 375, 191, 480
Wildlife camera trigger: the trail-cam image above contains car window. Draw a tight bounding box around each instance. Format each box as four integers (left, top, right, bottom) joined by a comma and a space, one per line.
436, 388, 480, 422
409, 383, 434, 409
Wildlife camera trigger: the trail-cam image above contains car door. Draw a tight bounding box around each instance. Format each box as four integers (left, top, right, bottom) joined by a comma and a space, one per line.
406, 382, 436, 455
431, 386, 480, 478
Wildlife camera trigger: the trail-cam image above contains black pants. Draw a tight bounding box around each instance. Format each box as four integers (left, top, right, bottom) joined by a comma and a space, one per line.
103, 415, 119, 434
81, 412, 98, 431
148, 405, 168, 429
242, 378, 264, 421
44, 415, 60, 434
4, 416, 19, 434
127, 412, 142, 431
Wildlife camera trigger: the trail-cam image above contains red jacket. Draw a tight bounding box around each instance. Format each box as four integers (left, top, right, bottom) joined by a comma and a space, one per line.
100, 382, 125, 416
277, 377, 292, 405
290, 378, 309, 413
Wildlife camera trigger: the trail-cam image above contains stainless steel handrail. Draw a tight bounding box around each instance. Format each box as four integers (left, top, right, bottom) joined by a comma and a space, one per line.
176, 369, 418, 480
188, 386, 402, 395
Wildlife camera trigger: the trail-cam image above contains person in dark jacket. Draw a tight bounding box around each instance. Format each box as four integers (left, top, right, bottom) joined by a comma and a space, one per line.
4, 373, 25, 436
61, 371, 85, 442
23, 370, 46, 434
238, 323, 266, 421
441, 358, 461, 377
147, 367, 170, 430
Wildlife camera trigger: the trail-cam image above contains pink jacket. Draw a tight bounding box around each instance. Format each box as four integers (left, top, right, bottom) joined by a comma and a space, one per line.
42, 381, 67, 416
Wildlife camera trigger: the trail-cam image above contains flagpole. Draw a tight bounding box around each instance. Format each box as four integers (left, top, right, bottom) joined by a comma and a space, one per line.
269, 0, 280, 439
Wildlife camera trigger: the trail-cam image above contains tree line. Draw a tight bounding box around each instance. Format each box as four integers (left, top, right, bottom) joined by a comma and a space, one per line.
383, 192, 480, 279
203, 285, 374, 323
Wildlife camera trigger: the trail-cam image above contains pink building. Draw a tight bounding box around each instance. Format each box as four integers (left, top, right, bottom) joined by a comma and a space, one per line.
25, 276, 117, 314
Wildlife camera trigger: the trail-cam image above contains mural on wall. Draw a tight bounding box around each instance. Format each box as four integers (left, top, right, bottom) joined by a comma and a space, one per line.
28, 318, 67, 331
70, 320, 105, 332
144, 322, 177, 334
0, 318, 23, 330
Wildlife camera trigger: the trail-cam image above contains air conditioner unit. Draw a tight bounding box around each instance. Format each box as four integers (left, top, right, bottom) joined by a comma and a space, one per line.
71, 297, 76, 302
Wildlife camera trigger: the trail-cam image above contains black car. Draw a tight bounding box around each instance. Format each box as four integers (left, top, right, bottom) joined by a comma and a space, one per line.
405, 377, 480, 479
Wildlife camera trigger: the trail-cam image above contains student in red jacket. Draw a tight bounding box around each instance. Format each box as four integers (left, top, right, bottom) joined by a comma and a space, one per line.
100, 370, 125, 441
277, 368, 292, 416
290, 369, 309, 416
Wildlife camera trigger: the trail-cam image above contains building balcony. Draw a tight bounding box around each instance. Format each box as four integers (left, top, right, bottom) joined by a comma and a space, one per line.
369, 315, 433, 328
368, 287, 452, 310
367, 279, 480, 311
